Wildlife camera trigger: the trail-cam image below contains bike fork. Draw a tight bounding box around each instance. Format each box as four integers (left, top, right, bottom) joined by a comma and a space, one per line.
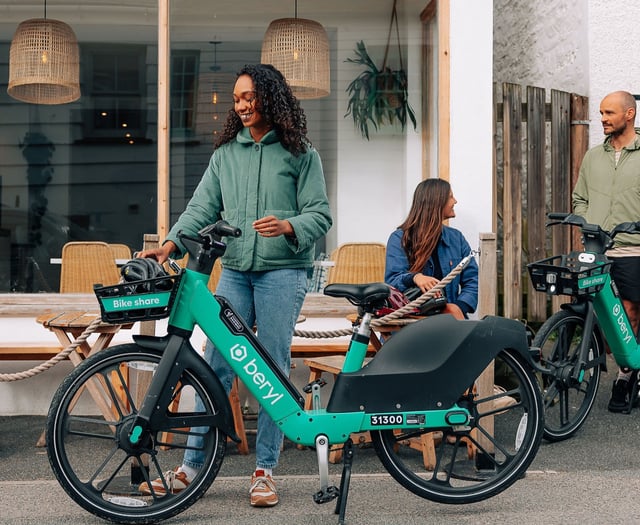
572, 304, 598, 383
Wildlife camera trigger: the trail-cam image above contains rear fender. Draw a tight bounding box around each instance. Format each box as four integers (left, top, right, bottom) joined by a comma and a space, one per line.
327, 315, 531, 413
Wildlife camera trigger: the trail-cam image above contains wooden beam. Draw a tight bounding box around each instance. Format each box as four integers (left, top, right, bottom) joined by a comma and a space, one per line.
502, 83, 523, 320
526, 86, 547, 322
157, 0, 170, 240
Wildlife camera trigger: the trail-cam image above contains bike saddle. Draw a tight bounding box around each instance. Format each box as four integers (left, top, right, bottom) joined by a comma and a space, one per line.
323, 282, 389, 310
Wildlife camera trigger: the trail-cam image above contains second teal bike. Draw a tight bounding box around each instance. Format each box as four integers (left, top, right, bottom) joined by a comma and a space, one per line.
528, 212, 640, 441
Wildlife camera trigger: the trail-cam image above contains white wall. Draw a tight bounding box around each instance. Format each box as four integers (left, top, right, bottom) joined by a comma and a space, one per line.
449, 0, 494, 252
335, 0, 495, 253
493, 0, 589, 95
587, 0, 640, 147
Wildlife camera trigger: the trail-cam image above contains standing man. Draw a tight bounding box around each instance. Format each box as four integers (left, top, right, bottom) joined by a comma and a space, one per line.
572, 90, 640, 412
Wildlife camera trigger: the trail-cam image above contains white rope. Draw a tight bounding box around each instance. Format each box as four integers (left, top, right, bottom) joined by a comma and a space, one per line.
0, 316, 104, 382
293, 252, 476, 339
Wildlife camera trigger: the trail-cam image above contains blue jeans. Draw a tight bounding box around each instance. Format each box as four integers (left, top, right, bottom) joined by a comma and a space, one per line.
184, 267, 307, 471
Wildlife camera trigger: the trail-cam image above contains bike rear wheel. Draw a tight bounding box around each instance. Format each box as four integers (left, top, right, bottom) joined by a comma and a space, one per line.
47, 344, 226, 524
371, 348, 543, 504
532, 309, 602, 442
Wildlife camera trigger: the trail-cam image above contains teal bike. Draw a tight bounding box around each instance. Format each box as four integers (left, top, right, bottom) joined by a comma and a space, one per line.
47, 221, 543, 524
528, 212, 640, 441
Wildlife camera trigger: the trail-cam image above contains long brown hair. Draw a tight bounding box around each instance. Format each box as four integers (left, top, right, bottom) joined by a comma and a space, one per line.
399, 178, 451, 272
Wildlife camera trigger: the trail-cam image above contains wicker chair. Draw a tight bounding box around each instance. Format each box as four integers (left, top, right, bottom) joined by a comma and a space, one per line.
325, 242, 386, 285
107, 243, 132, 261
59, 241, 121, 293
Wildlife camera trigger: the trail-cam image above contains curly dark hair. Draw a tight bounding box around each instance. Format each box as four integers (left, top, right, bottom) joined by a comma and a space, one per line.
214, 64, 310, 156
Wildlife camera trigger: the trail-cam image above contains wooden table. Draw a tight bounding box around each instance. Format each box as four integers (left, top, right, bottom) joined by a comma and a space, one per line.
36, 311, 133, 365
35, 311, 134, 446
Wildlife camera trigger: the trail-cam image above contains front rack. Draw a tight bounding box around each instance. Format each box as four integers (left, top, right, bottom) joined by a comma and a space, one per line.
527, 252, 611, 296
94, 272, 183, 323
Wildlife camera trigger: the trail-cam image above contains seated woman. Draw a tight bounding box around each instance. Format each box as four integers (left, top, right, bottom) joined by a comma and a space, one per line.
384, 178, 478, 320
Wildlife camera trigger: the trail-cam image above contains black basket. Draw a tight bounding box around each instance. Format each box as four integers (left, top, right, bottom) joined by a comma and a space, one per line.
94, 272, 183, 323
527, 252, 611, 296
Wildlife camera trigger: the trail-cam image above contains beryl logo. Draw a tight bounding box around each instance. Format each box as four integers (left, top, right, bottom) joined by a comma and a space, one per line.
230, 343, 248, 362
229, 344, 284, 405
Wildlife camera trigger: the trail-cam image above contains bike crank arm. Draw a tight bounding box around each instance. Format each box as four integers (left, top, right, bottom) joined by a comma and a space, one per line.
313, 434, 340, 504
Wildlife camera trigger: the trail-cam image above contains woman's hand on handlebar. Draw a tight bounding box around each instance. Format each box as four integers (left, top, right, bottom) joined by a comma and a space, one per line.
136, 241, 177, 264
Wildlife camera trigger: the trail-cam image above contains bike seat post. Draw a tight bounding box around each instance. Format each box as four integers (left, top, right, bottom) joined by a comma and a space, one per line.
341, 311, 374, 373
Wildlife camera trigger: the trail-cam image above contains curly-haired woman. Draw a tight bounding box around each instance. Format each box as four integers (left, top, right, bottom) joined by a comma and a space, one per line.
138, 64, 332, 507
385, 178, 477, 319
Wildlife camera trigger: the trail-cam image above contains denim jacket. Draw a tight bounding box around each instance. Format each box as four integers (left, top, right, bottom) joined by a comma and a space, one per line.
384, 226, 478, 314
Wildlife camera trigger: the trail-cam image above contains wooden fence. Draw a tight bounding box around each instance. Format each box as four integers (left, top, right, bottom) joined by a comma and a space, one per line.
493, 83, 589, 324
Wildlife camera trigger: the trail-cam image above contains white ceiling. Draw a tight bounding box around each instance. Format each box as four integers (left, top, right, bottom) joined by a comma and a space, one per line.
0, 1, 395, 24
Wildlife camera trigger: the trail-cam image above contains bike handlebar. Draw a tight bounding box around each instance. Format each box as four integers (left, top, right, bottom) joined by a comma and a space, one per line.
545, 212, 640, 254
199, 221, 242, 239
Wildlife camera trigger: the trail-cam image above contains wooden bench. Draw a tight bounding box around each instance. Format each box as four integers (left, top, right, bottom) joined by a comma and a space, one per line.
0, 343, 64, 361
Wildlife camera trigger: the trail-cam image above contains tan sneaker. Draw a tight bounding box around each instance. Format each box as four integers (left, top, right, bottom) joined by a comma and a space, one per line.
249, 470, 279, 507
138, 467, 190, 496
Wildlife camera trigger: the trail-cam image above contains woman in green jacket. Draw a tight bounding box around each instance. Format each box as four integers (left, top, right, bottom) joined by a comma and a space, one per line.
138, 64, 332, 507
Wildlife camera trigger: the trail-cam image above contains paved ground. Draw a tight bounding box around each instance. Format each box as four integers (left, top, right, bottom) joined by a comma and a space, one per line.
3, 354, 640, 524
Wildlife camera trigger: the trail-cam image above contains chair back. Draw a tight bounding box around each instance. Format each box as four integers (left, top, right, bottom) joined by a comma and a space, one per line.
60, 241, 121, 293
108, 243, 132, 261
325, 242, 386, 285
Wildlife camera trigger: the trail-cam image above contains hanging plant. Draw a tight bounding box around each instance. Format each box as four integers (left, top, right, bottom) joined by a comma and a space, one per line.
344, 2, 417, 140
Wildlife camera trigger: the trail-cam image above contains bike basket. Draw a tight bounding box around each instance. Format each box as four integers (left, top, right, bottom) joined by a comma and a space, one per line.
527, 252, 611, 296
94, 272, 183, 323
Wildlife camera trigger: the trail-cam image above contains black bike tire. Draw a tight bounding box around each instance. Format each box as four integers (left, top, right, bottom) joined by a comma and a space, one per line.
370, 348, 543, 504
46, 344, 226, 524
532, 309, 601, 442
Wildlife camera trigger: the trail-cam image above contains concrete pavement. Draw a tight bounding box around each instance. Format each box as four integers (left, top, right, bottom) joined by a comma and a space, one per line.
2, 353, 640, 524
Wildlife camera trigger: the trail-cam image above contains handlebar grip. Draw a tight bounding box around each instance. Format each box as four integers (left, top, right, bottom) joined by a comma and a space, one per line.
547, 212, 570, 221
197, 220, 242, 239
214, 221, 242, 238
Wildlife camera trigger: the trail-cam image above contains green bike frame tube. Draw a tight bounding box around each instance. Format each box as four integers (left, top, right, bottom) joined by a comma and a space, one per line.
593, 276, 640, 369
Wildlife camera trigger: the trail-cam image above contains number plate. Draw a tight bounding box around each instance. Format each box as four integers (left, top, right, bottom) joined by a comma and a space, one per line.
370, 414, 404, 426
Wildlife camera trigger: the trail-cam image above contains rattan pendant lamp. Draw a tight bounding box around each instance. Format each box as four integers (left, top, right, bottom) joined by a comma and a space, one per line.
261, 0, 330, 99
7, 0, 80, 104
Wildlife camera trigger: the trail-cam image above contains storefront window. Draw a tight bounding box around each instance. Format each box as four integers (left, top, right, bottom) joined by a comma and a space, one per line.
0, 1, 426, 294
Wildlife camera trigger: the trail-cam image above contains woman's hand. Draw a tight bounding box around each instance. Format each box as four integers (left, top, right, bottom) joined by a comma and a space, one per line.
253, 215, 294, 238
136, 241, 176, 264
413, 273, 442, 297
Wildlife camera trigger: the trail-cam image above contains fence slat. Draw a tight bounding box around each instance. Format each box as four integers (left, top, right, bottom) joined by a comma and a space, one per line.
550, 90, 572, 311
502, 83, 523, 320
526, 86, 547, 322
570, 94, 590, 250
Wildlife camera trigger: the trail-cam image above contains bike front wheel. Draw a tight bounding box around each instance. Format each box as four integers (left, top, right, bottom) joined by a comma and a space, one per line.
532, 309, 602, 442
47, 344, 227, 524
371, 348, 543, 504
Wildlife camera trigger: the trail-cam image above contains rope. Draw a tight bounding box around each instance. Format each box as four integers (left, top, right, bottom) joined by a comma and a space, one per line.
0, 316, 104, 382
293, 251, 476, 339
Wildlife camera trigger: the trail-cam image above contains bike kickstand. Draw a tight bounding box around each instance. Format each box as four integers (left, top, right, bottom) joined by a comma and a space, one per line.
335, 438, 354, 525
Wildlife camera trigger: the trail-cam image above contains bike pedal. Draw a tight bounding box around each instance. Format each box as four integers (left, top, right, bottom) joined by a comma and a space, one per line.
303, 377, 327, 394
313, 485, 340, 504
